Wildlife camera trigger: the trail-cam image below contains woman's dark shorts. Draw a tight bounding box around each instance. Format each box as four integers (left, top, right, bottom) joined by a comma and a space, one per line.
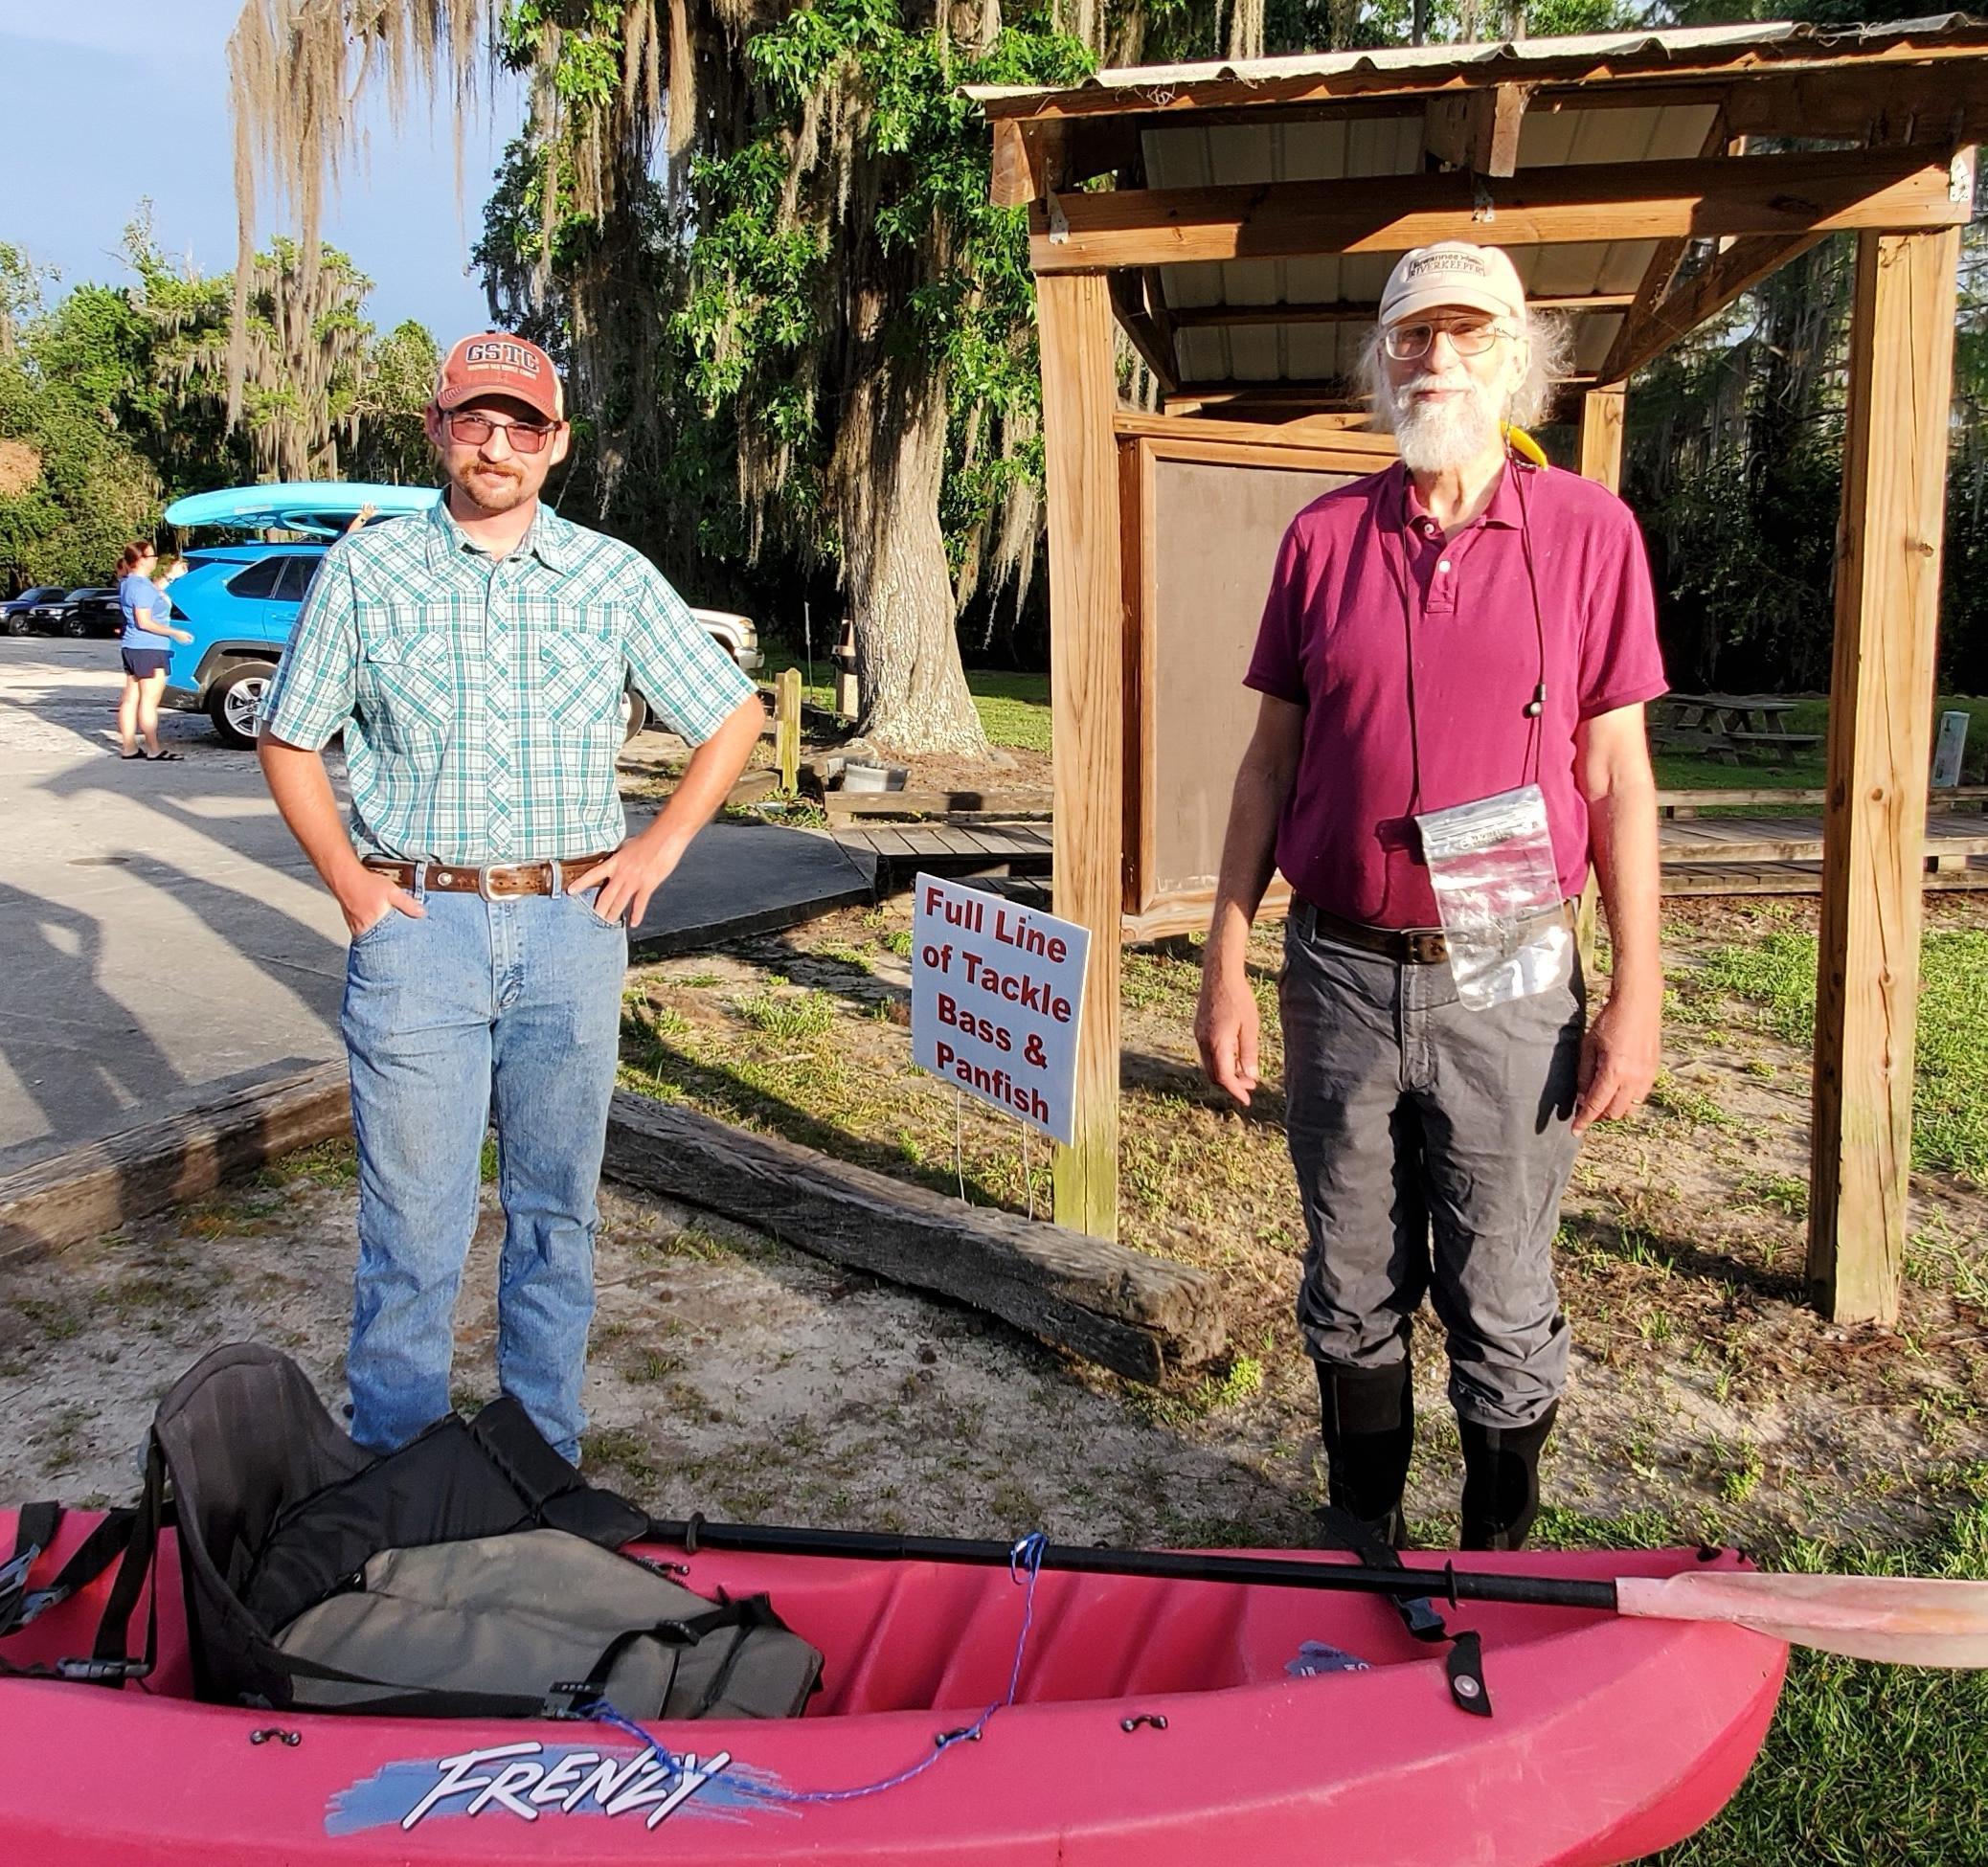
121, 647, 171, 679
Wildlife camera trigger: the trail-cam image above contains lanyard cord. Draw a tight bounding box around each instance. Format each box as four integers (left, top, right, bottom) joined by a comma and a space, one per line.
1389, 479, 1427, 820
1393, 454, 1549, 803
1513, 460, 1548, 792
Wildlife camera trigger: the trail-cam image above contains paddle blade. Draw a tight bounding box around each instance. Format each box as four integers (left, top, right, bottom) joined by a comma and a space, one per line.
1615, 1571, 1988, 1668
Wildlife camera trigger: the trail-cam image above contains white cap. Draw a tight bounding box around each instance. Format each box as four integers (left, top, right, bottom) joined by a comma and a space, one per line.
1379, 242, 1525, 327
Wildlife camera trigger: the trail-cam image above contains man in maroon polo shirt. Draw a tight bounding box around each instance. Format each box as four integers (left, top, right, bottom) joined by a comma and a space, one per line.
1195, 242, 1665, 1550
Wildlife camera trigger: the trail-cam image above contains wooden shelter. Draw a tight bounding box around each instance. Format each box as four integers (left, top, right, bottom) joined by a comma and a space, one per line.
969, 16, 1988, 1324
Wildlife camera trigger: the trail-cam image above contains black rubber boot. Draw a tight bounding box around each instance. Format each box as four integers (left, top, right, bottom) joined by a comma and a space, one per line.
1315, 1359, 1415, 1549
1457, 1404, 1558, 1552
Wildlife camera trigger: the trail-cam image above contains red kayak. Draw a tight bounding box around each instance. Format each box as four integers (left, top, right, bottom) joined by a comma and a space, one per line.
0, 1509, 1783, 1866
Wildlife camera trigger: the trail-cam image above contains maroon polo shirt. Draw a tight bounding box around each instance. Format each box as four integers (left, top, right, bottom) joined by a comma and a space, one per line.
1245, 460, 1665, 930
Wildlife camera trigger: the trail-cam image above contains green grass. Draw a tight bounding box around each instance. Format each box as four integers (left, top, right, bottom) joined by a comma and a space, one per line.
1698, 929, 1988, 1182
731, 982, 838, 1042
260, 1138, 360, 1189
1123, 1355, 1265, 1429
1654, 752, 1828, 796
759, 647, 1050, 753
1660, 1504, 1988, 1866
962, 669, 1051, 753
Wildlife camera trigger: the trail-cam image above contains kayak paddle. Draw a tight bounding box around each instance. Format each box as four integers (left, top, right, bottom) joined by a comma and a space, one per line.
645, 1516, 1988, 1668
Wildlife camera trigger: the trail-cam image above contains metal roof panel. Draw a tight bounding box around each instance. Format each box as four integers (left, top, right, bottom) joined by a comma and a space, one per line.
968, 17, 1983, 109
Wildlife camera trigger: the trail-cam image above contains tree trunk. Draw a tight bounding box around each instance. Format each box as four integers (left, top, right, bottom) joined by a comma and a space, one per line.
833, 351, 990, 757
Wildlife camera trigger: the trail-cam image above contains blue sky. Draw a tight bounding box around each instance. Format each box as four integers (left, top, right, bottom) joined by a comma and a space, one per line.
1, 1, 527, 341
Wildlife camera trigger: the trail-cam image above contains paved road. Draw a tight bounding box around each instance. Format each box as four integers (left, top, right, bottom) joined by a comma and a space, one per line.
0, 640, 870, 1177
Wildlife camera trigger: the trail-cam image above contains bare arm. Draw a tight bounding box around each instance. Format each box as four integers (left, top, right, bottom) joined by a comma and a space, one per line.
258, 733, 422, 938
1194, 694, 1305, 1106
1572, 702, 1661, 1131
129, 599, 191, 643
568, 692, 766, 926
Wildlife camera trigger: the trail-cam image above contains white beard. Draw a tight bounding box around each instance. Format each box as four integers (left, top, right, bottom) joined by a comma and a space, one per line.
1389, 371, 1504, 474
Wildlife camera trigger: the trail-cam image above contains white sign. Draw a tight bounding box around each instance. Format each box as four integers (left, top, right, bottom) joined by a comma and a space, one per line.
910, 873, 1091, 1145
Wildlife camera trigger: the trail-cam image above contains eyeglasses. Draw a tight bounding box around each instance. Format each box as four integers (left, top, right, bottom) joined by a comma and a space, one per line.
1383, 321, 1513, 362
443, 410, 559, 453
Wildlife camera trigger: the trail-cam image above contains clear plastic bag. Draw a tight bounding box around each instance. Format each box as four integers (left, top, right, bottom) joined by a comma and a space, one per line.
1413, 783, 1572, 1010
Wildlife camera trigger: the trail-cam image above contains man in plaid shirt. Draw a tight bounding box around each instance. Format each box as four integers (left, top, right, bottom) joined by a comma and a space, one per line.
260, 332, 763, 1461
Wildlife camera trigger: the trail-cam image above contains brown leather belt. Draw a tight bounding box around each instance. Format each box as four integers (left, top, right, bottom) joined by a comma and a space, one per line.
1301, 897, 1575, 966
362, 852, 617, 897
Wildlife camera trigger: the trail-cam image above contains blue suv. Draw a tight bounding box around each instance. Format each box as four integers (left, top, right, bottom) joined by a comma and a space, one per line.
162, 542, 334, 746
161, 482, 761, 748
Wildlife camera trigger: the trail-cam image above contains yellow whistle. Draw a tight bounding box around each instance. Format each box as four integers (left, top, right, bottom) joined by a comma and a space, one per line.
1502, 423, 1549, 468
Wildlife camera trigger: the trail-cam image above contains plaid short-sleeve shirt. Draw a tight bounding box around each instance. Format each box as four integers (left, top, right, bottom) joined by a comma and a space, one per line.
260, 498, 757, 865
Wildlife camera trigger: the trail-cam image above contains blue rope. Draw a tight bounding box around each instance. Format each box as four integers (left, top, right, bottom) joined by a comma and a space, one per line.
582, 1530, 1050, 1807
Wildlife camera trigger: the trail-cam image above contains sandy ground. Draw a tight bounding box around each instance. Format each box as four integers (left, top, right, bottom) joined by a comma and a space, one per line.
8, 890, 1981, 1567
0, 1159, 1303, 1549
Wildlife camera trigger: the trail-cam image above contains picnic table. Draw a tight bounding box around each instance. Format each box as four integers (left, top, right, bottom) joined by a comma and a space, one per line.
1650, 692, 1822, 765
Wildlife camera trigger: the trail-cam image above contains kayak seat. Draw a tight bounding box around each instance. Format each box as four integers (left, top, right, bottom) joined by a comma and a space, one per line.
135, 1343, 819, 1721
152, 1343, 377, 1701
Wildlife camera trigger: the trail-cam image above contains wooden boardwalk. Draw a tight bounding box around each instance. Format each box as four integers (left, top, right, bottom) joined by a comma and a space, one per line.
832, 822, 1052, 891
1659, 811, 1988, 866
834, 810, 1988, 906
1665, 859, 1988, 895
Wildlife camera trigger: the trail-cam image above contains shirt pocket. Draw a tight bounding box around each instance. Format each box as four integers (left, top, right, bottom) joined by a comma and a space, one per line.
537, 623, 624, 731
358, 632, 455, 749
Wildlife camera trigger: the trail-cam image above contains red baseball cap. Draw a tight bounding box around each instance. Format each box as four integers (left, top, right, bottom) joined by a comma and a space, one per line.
433, 331, 565, 423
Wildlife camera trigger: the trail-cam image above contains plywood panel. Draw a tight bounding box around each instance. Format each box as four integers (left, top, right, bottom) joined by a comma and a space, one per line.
1149, 458, 1356, 902
1120, 429, 1387, 922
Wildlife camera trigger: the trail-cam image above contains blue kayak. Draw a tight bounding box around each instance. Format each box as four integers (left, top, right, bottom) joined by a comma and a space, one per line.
164, 483, 441, 539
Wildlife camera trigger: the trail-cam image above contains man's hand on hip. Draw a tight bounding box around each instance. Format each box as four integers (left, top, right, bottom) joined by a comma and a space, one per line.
1572, 988, 1660, 1133
1195, 960, 1262, 1108
567, 831, 683, 931
337, 866, 425, 941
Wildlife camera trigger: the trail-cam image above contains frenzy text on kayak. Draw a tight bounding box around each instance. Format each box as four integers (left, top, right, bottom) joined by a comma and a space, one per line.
327, 1741, 736, 1834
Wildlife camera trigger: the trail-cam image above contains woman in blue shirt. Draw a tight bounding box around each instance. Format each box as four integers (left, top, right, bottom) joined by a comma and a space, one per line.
114, 540, 193, 760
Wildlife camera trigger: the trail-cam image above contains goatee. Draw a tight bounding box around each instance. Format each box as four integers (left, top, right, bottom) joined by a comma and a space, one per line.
452, 463, 530, 516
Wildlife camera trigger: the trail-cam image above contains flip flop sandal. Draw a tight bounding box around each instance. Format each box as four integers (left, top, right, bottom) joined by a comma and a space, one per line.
146, 750, 184, 761
120, 751, 146, 760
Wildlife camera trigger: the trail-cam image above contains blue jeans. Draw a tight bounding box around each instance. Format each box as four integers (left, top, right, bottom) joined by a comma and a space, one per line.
340, 875, 627, 1461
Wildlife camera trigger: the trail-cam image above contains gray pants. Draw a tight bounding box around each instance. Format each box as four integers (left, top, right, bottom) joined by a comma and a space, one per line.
1278, 900, 1583, 1430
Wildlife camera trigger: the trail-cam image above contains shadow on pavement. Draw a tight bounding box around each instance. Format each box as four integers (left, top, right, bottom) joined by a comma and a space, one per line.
0, 878, 190, 1132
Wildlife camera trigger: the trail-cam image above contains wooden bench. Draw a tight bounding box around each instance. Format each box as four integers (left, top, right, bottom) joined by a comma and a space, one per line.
1652, 693, 1817, 765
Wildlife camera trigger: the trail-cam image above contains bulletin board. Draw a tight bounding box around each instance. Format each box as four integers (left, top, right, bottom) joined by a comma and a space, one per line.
1116, 415, 1396, 938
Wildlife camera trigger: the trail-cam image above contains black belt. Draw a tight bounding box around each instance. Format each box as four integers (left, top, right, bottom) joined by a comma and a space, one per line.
1299, 897, 1576, 966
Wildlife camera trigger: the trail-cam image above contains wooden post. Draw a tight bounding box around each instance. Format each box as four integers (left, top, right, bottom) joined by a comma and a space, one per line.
1037, 271, 1122, 1240
1809, 224, 1963, 1325
775, 666, 801, 793
1578, 384, 1626, 492
834, 619, 860, 720
1573, 386, 1625, 984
